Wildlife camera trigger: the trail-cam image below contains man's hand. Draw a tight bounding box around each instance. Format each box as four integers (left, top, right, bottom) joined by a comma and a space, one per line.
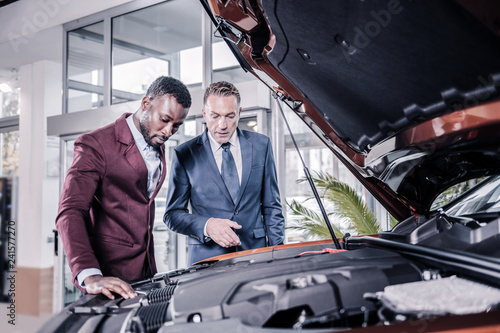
206, 218, 242, 248
84, 275, 137, 300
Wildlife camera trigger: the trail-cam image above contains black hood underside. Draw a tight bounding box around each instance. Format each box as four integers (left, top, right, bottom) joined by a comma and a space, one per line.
261, 0, 500, 152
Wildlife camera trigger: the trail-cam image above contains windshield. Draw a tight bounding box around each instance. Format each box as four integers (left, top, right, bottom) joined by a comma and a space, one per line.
445, 176, 500, 216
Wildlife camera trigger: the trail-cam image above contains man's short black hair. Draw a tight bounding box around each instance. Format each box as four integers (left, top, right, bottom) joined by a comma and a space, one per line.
146, 76, 192, 109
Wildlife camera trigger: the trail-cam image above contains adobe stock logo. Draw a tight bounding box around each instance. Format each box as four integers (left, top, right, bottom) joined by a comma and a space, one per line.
336, 0, 407, 63
7, 0, 72, 54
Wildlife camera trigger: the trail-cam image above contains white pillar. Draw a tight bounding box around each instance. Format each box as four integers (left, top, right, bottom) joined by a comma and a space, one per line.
18, 60, 62, 315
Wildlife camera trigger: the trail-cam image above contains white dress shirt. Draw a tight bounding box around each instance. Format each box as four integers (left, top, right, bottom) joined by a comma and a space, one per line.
204, 130, 242, 237
126, 114, 162, 197
207, 130, 242, 184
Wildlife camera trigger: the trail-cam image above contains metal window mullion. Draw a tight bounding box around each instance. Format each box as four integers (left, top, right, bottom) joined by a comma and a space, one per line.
63, 0, 167, 31
103, 17, 112, 106
63, 26, 68, 114
54, 136, 67, 312
0, 115, 19, 133
67, 81, 104, 95
256, 109, 266, 135
202, 6, 212, 90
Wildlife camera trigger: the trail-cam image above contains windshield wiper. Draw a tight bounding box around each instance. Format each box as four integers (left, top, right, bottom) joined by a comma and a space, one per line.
273, 92, 342, 249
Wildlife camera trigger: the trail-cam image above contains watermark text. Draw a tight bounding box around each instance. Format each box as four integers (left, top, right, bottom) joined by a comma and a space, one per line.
6, 220, 16, 326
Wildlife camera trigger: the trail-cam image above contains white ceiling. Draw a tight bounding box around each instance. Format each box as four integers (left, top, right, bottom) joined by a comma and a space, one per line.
0, 25, 63, 85
0, 0, 204, 87
0, 0, 139, 86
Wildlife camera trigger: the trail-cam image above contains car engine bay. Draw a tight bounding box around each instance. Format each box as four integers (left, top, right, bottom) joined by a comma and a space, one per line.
44, 223, 500, 333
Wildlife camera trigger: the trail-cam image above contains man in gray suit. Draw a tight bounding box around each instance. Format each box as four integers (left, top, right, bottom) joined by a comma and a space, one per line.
164, 81, 284, 265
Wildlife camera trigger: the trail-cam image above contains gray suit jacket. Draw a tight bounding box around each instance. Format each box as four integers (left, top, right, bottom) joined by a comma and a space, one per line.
164, 128, 284, 264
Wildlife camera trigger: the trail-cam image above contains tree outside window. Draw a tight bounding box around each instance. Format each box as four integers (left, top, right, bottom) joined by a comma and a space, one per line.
0, 88, 20, 176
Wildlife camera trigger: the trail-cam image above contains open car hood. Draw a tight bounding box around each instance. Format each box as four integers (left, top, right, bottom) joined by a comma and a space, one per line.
201, 0, 500, 219
39, 3, 500, 333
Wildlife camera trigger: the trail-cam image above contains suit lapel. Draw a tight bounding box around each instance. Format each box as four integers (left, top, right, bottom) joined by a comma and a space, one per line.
197, 130, 234, 204
115, 113, 149, 198
235, 128, 252, 206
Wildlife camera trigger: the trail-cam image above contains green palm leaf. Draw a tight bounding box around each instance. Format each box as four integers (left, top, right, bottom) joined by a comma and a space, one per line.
287, 199, 343, 239
323, 177, 379, 235
288, 171, 380, 237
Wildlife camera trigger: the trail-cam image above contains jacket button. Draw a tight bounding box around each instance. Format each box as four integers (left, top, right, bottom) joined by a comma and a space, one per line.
234, 210, 239, 215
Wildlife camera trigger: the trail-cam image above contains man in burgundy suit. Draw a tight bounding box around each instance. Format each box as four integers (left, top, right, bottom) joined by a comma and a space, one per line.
56, 76, 191, 300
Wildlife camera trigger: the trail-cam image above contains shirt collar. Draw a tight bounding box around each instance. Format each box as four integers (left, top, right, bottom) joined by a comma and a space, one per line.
126, 114, 149, 152
207, 129, 239, 153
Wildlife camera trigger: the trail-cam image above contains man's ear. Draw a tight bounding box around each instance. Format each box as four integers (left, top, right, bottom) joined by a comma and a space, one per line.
141, 96, 151, 111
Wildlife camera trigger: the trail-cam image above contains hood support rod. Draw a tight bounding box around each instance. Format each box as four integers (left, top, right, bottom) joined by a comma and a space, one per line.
273, 92, 342, 249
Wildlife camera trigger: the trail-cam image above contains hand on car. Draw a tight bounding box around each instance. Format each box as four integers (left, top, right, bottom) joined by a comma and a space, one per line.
84, 275, 137, 300
206, 218, 242, 248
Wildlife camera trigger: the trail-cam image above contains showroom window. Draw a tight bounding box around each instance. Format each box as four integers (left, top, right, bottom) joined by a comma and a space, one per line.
67, 21, 105, 113
212, 37, 252, 84
0, 85, 20, 118
0, 86, 19, 303
112, 0, 202, 102
0, 131, 19, 176
0, 87, 19, 176
60, 138, 77, 305
64, 0, 203, 113
281, 106, 389, 242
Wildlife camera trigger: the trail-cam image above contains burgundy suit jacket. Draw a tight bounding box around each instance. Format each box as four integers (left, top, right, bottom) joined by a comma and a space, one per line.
56, 113, 166, 291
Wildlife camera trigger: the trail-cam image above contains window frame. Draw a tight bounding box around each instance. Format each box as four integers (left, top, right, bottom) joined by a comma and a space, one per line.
62, 0, 167, 114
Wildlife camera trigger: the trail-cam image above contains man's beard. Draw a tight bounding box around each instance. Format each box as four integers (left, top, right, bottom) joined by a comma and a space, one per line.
139, 109, 167, 149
